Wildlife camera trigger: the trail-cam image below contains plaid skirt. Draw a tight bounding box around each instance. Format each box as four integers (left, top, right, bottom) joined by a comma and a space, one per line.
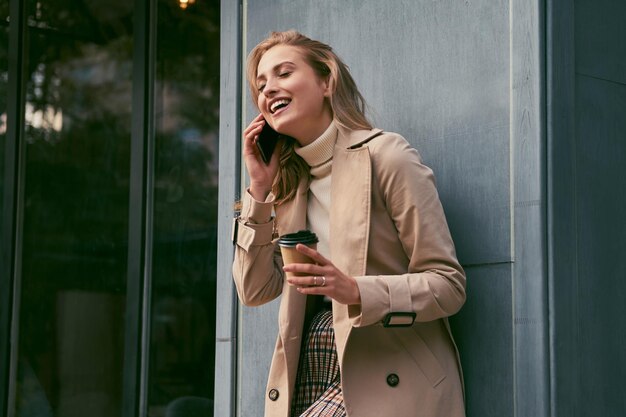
290, 309, 346, 417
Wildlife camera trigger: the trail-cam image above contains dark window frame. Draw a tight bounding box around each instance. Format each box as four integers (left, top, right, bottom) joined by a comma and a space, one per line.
1, 0, 27, 414
122, 0, 156, 416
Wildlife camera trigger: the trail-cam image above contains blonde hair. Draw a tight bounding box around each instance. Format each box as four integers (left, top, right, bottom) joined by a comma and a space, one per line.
247, 30, 372, 204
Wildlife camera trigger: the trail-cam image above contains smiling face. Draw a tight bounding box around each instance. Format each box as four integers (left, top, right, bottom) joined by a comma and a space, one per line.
255, 45, 333, 146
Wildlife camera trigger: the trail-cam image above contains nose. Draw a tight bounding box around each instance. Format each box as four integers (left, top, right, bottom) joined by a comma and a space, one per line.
263, 77, 278, 97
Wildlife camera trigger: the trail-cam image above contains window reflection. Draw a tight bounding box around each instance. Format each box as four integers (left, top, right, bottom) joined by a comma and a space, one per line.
8, 0, 220, 415
148, 1, 219, 415
1, 2, 9, 411
16, 0, 133, 415
1, 5, 7, 224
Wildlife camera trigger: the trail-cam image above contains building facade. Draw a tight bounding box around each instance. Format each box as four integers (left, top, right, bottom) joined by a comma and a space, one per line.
217, 1, 626, 416
2, 1, 625, 417
1, 0, 219, 415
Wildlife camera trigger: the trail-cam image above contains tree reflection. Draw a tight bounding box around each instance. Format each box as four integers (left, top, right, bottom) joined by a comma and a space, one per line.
150, 2, 219, 411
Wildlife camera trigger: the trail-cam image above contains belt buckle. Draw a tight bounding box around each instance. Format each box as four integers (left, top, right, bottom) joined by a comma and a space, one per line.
383, 312, 416, 327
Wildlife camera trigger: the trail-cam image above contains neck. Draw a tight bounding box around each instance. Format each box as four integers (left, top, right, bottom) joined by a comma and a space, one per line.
293, 111, 333, 146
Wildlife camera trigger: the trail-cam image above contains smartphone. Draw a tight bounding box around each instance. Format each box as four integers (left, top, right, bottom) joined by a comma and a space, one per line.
256, 120, 279, 165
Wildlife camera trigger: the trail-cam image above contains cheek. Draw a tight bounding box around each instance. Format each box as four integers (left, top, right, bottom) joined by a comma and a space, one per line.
257, 95, 266, 113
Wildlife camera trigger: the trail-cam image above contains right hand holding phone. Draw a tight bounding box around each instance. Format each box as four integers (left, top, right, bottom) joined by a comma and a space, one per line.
243, 114, 281, 201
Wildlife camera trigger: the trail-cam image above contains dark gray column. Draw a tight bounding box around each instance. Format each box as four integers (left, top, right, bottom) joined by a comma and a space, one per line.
549, 1, 626, 416
214, 1, 242, 416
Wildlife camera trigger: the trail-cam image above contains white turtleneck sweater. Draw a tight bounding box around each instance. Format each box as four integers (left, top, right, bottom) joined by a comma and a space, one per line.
294, 122, 338, 258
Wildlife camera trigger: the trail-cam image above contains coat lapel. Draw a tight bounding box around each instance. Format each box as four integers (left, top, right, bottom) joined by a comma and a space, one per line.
273, 125, 383, 389
274, 180, 309, 393
329, 146, 371, 277
329, 125, 382, 361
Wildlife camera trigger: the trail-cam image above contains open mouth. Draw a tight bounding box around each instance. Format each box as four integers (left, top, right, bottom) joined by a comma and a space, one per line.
270, 98, 291, 114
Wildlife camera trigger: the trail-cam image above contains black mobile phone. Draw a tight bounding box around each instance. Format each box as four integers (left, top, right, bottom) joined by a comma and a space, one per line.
256, 120, 279, 165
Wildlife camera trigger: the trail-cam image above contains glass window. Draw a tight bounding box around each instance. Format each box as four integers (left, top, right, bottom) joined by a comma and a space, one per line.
147, 1, 219, 415
15, 1, 133, 416
0, 0, 8, 225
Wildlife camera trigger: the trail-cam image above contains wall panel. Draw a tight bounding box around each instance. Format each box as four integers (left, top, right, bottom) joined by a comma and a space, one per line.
449, 263, 514, 417
574, 75, 626, 416
575, 0, 626, 85
238, 1, 545, 416
238, 300, 280, 417
246, 0, 511, 266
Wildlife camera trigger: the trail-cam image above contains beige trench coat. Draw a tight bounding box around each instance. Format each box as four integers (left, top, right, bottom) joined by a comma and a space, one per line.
232, 125, 466, 417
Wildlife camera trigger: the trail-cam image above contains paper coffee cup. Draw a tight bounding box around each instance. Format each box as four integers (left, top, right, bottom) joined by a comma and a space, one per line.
278, 230, 319, 279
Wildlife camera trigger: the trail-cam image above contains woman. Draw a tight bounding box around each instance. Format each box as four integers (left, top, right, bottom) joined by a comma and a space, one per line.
232, 30, 466, 417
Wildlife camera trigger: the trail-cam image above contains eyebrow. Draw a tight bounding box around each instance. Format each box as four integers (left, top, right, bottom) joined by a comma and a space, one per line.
256, 61, 296, 82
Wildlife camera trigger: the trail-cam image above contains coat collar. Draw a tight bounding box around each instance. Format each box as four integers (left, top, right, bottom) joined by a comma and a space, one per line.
273, 123, 382, 237
274, 123, 383, 287
335, 122, 383, 150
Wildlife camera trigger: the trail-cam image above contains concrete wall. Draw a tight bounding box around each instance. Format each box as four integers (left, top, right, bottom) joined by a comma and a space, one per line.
218, 1, 549, 416
217, 1, 626, 416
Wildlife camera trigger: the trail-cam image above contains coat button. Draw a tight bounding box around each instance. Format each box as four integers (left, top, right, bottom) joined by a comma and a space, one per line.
387, 373, 400, 387
268, 388, 279, 401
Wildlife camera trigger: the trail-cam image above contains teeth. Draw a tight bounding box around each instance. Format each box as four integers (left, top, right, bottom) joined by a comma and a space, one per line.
271, 99, 290, 113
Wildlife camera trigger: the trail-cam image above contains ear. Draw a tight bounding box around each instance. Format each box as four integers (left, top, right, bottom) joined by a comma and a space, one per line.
321, 76, 332, 97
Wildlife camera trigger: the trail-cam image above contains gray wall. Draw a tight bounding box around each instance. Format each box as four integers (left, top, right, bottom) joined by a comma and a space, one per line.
217, 1, 626, 416
221, 1, 548, 416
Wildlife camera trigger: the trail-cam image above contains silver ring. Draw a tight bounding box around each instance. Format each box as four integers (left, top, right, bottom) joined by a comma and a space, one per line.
313, 276, 318, 286
320, 276, 326, 287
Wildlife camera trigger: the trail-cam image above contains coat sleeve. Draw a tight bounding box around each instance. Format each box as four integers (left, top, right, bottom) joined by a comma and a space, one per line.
232, 190, 284, 306
349, 133, 466, 327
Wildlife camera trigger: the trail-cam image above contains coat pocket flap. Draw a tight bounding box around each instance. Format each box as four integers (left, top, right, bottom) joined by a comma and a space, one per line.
391, 327, 446, 387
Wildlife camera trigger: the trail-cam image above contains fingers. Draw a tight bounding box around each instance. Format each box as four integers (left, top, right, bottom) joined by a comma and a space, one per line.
282, 246, 329, 285
307, 275, 326, 287
242, 115, 278, 199
285, 273, 328, 291
289, 272, 350, 303
294, 244, 328, 265
283, 260, 361, 305
243, 114, 266, 148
